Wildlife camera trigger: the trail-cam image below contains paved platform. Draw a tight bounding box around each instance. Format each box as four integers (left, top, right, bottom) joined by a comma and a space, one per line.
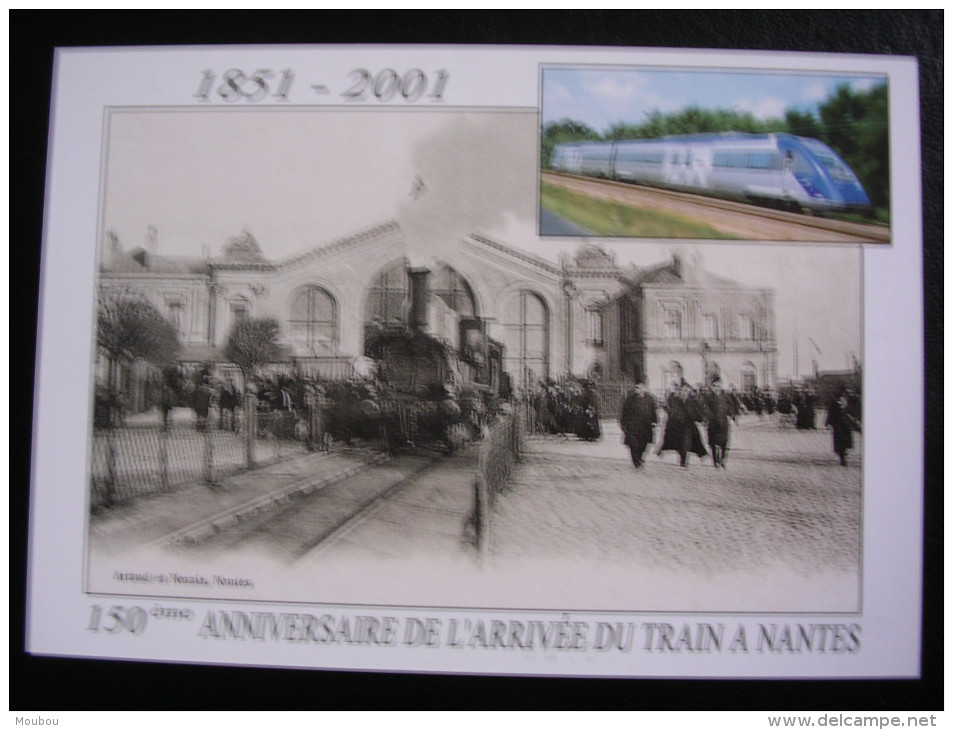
490, 418, 861, 576
301, 446, 479, 562
88, 446, 387, 555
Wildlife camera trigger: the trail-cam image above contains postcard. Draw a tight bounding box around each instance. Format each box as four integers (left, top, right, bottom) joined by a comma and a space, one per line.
28, 45, 923, 678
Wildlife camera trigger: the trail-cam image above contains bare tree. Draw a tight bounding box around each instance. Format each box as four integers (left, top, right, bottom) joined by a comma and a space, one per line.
224, 317, 282, 375
224, 317, 282, 467
97, 288, 179, 426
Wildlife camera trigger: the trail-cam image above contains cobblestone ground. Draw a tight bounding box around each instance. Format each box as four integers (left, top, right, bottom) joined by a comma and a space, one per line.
490, 416, 861, 579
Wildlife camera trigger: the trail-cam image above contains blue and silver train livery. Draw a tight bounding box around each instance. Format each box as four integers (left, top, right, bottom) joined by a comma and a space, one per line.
549, 132, 872, 213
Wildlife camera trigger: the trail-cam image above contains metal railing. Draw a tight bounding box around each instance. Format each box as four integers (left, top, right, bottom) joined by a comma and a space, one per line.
90, 404, 307, 511
472, 408, 524, 557
597, 381, 637, 419
293, 356, 355, 381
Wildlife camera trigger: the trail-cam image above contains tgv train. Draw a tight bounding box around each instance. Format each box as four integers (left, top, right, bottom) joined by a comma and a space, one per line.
549, 133, 872, 213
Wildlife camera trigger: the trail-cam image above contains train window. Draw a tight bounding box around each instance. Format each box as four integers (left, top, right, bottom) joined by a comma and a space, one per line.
713, 152, 729, 167
747, 152, 775, 170
793, 152, 815, 178
727, 152, 747, 168
801, 138, 855, 181
815, 153, 852, 181
289, 286, 337, 349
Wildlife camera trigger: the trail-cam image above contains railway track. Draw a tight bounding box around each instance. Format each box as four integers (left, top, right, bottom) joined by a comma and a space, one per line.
174, 452, 442, 561
542, 171, 890, 243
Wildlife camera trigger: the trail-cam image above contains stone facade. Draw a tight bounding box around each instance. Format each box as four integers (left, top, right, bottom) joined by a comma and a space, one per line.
606, 253, 777, 392
99, 223, 776, 395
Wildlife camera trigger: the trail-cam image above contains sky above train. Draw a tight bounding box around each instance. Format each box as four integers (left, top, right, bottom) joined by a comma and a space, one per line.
102, 109, 860, 377
541, 68, 887, 135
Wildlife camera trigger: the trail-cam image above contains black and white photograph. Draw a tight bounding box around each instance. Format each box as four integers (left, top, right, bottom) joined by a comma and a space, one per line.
86, 107, 865, 615
24, 42, 926, 683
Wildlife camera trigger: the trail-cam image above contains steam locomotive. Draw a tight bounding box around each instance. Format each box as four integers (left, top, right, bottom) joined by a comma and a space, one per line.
550, 132, 872, 214
332, 267, 506, 454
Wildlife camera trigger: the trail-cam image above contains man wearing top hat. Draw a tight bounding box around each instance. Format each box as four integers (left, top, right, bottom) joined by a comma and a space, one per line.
657, 380, 708, 467
702, 375, 736, 468
825, 387, 862, 466
619, 379, 658, 469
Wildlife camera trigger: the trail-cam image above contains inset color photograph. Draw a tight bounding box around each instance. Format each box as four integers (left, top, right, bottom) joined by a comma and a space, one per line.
540, 67, 890, 243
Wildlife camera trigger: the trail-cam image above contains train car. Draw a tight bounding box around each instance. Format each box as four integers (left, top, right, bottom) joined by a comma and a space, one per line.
550, 132, 872, 214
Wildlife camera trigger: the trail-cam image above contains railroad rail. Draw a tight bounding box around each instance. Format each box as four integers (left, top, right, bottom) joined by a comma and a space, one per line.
162, 449, 442, 560
142, 451, 390, 552
543, 171, 890, 243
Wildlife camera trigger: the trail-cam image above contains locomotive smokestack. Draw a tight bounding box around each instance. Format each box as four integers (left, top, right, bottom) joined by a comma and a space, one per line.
408, 266, 431, 331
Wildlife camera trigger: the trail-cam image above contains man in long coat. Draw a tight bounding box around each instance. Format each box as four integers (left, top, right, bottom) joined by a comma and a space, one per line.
825, 389, 861, 466
192, 376, 212, 432
574, 379, 602, 441
657, 381, 708, 467
702, 375, 736, 468
795, 388, 817, 429
619, 380, 657, 468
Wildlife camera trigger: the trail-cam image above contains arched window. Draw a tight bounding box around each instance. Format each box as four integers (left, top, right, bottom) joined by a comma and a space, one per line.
289, 286, 336, 349
229, 296, 250, 330
663, 306, 683, 339
586, 307, 604, 346
364, 260, 477, 326
502, 290, 549, 385
164, 296, 184, 338
735, 314, 755, 341
365, 259, 409, 325
740, 361, 758, 392
431, 265, 476, 317
662, 360, 684, 392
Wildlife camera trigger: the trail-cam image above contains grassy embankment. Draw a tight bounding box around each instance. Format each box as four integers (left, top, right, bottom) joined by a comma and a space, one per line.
540, 181, 736, 239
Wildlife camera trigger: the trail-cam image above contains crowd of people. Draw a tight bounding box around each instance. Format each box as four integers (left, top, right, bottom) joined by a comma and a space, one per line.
520, 376, 861, 469
620, 377, 742, 469
149, 366, 502, 455
521, 375, 862, 469
149, 368, 330, 441
525, 377, 602, 442
620, 378, 863, 469
116, 363, 862, 466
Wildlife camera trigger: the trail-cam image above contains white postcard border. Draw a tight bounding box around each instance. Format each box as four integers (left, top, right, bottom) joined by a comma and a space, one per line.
28, 44, 923, 678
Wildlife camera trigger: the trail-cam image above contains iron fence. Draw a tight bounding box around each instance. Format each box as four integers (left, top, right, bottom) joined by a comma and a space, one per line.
90, 408, 307, 510
597, 382, 637, 419
293, 356, 355, 381
472, 408, 524, 556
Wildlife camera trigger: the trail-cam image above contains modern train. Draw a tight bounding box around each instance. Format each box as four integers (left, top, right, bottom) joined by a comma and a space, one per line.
549, 132, 872, 214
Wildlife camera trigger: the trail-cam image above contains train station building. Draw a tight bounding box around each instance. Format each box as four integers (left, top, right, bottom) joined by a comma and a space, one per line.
99, 222, 777, 400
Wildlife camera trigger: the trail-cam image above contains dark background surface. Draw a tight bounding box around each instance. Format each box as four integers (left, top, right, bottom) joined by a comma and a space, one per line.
11, 10, 942, 710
